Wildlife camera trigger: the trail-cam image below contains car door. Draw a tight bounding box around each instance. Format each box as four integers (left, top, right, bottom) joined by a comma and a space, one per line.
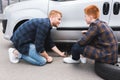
108, 0, 120, 42
48, 0, 113, 42
49, 0, 112, 28
108, 0, 120, 27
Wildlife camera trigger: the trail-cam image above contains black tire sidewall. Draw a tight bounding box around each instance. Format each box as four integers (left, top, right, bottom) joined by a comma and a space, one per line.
95, 62, 120, 80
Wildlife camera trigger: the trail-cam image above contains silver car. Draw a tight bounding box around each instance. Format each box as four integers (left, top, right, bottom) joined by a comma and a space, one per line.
2, 0, 120, 43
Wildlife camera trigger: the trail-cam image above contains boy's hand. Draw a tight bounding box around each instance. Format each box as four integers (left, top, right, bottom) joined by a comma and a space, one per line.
81, 30, 87, 34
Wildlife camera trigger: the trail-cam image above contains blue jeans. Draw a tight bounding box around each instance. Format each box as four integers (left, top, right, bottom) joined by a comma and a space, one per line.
21, 44, 46, 66
71, 43, 85, 60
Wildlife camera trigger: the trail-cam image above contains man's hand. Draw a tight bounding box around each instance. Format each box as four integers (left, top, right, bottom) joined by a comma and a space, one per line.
46, 56, 53, 63
59, 52, 66, 57
52, 46, 66, 57
41, 51, 53, 63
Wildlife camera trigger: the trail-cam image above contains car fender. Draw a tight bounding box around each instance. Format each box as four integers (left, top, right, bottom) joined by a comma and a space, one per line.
4, 9, 47, 40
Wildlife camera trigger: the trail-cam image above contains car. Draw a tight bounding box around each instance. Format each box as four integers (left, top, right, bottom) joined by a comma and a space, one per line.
1, 0, 120, 44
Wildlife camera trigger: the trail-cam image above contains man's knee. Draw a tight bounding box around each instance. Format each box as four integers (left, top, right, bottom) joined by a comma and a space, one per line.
38, 58, 47, 66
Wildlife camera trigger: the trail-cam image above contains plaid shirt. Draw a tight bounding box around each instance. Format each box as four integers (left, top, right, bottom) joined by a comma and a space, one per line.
78, 19, 118, 64
11, 18, 55, 55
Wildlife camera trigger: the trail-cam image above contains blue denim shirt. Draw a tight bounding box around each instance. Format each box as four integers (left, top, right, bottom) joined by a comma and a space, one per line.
11, 18, 55, 55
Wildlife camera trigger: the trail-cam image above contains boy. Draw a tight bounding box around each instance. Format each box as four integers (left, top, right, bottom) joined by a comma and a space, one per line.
63, 5, 118, 64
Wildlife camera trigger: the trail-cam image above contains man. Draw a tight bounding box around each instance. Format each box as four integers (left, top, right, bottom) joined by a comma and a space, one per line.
63, 5, 118, 64
8, 10, 65, 66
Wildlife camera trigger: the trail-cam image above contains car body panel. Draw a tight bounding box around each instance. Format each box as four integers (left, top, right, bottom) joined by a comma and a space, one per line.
109, 0, 120, 26
49, 0, 113, 42
49, 0, 112, 27
3, 0, 49, 39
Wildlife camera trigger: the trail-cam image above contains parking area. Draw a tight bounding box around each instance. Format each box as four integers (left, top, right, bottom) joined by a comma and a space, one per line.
0, 22, 103, 80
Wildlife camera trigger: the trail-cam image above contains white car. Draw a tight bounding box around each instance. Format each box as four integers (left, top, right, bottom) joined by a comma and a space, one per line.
2, 0, 120, 43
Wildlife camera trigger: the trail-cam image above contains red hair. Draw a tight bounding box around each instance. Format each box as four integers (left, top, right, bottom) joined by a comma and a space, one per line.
84, 5, 100, 19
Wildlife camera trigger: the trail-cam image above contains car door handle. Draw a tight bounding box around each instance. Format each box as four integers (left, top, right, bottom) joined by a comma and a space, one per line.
113, 2, 120, 15
103, 2, 110, 15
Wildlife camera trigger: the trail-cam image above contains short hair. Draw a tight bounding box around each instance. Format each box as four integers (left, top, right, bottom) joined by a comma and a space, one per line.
48, 10, 62, 18
84, 5, 100, 19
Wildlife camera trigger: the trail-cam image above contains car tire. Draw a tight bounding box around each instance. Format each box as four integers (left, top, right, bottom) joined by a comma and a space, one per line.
95, 62, 120, 80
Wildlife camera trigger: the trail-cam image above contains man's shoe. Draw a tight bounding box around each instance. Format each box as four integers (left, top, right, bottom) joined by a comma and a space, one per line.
63, 57, 80, 63
8, 48, 19, 63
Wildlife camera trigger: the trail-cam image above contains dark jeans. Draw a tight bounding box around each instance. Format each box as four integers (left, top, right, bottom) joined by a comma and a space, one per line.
71, 43, 85, 60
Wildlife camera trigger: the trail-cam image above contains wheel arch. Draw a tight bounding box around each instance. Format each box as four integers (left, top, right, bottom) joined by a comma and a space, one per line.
13, 19, 28, 32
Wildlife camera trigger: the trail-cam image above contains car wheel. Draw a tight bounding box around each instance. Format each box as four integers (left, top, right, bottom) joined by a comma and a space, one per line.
95, 61, 120, 80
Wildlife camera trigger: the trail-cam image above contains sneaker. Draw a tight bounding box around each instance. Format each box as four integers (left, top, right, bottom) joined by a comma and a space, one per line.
63, 56, 80, 63
80, 57, 87, 64
8, 48, 19, 63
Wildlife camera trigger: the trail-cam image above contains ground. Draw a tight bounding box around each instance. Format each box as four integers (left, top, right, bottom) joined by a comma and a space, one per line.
0, 22, 103, 80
